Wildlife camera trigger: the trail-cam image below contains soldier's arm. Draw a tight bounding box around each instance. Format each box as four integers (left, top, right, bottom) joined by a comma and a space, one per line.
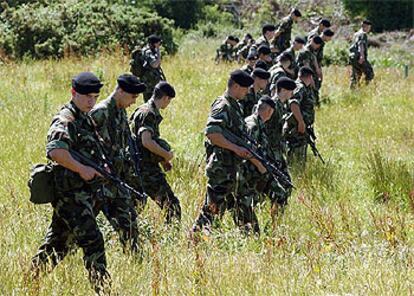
141, 130, 173, 161
207, 133, 251, 159
149, 48, 161, 69
290, 102, 305, 134
49, 149, 101, 181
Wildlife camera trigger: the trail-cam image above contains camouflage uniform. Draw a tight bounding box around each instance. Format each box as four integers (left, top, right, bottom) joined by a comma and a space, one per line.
249, 36, 270, 56
31, 101, 110, 290
216, 42, 234, 63
273, 16, 294, 53
141, 45, 165, 102
236, 113, 287, 233
349, 29, 374, 88
282, 46, 299, 79
239, 86, 261, 117
264, 97, 291, 206
297, 44, 321, 104
129, 99, 181, 223
307, 28, 325, 66
89, 96, 140, 253
240, 64, 254, 75
194, 93, 247, 230
268, 64, 290, 95
284, 80, 316, 166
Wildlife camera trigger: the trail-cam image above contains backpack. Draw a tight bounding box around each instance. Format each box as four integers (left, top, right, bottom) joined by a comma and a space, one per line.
130, 46, 145, 77
28, 163, 55, 204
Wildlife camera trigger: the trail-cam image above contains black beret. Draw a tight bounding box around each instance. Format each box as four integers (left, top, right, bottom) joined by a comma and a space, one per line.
255, 60, 269, 71
234, 37, 240, 43
230, 69, 254, 87
262, 24, 276, 34
72, 72, 103, 94
245, 33, 253, 39
258, 45, 271, 55
298, 66, 314, 76
294, 36, 306, 44
292, 8, 302, 17
362, 19, 372, 26
259, 95, 276, 109
252, 68, 270, 80
312, 36, 323, 45
117, 74, 146, 94
276, 77, 296, 90
279, 51, 293, 62
155, 81, 175, 98
323, 29, 335, 37
228, 35, 237, 41
148, 34, 162, 44
247, 52, 258, 60
320, 19, 331, 27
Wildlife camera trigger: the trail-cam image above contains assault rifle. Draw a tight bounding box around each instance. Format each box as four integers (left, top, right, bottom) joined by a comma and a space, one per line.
306, 126, 325, 164
128, 133, 149, 203
70, 149, 146, 200
221, 129, 294, 189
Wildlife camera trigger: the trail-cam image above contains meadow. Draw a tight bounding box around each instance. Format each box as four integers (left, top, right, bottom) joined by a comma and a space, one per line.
0, 38, 413, 295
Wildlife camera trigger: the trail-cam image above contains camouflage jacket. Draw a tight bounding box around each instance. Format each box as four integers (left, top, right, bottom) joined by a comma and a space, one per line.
205, 93, 246, 168
90, 96, 134, 178
268, 65, 289, 94
265, 96, 288, 153
240, 64, 254, 75
307, 27, 322, 40
282, 46, 299, 78
130, 99, 168, 165
273, 16, 293, 51
141, 45, 164, 87
297, 44, 319, 78
286, 80, 315, 133
307, 27, 325, 65
349, 29, 368, 59
249, 35, 270, 56
46, 101, 107, 192
239, 87, 261, 118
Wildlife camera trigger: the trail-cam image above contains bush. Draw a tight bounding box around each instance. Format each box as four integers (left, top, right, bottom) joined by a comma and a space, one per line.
0, 0, 177, 59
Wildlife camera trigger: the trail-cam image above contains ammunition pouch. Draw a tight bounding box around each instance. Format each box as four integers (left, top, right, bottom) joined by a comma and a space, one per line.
28, 163, 55, 204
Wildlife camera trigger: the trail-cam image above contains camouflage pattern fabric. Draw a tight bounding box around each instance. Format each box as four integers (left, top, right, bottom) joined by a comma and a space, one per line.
141, 45, 165, 102
89, 96, 140, 252
284, 80, 316, 166
249, 35, 270, 56
268, 65, 289, 95
215, 42, 234, 63
240, 64, 254, 75
238, 87, 261, 118
129, 99, 181, 223
297, 44, 321, 104
236, 113, 287, 233
31, 101, 110, 292
273, 16, 293, 53
194, 93, 247, 230
349, 30, 374, 88
282, 46, 299, 79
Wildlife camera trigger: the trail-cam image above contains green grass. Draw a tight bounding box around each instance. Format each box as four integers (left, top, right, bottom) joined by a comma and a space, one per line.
0, 39, 414, 295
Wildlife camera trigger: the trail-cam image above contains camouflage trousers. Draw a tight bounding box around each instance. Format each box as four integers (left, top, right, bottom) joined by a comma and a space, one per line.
134, 163, 181, 224
350, 59, 374, 89
31, 187, 110, 292
235, 163, 289, 234
287, 137, 308, 169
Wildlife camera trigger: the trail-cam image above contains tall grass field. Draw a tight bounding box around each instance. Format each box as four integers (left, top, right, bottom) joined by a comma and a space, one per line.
0, 39, 413, 295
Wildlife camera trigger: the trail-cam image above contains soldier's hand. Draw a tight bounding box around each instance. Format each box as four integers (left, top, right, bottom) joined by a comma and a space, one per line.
161, 161, 173, 172
298, 121, 306, 134
164, 151, 174, 162
79, 165, 102, 181
358, 56, 365, 64
257, 163, 267, 175
234, 147, 251, 159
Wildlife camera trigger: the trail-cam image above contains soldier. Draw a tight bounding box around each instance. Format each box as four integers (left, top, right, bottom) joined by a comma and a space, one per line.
240, 52, 258, 74
272, 8, 302, 55
236, 33, 255, 62
255, 60, 270, 71
316, 29, 335, 67
284, 67, 316, 167
31, 72, 111, 293
249, 24, 276, 56
239, 68, 271, 117
349, 20, 374, 89
257, 45, 273, 66
268, 52, 295, 96
307, 19, 331, 41
192, 70, 266, 234
89, 74, 146, 254
297, 36, 323, 106
129, 81, 181, 224
281, 36, 306, 79
236, 96, 287, 233
265, 77, 297, 216
215, 35, 239, 63
141, 35, 166, 102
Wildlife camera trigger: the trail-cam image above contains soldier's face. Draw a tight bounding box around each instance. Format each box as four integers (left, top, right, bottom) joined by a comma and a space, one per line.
159, 96, 173, 109
265, 31, 275, 40
120, 91, 139, 108
257, 78, 268, 90
72, 90, 99, 112
234, 84, 249, 99
363, 25, 372, 33
261, 105, 274, 122
278, 89, 293, 102
293, 43, 304, 51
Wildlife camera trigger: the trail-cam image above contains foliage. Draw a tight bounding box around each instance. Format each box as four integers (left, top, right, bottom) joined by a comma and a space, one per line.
0, 0, 177, 59
341, 0, 414, 32
0, 39, 414, 294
